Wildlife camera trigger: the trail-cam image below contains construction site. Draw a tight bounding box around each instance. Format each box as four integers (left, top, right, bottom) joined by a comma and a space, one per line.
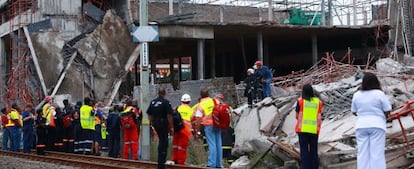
0, 0, 413, 168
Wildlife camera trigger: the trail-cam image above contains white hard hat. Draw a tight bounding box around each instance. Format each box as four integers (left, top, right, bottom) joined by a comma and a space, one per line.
181, 94, 191, 102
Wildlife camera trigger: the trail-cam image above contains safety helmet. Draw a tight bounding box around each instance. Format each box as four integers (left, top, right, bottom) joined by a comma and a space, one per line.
247, 68, 254, 74
45, 96, 52, 102
181, 94, 191, 102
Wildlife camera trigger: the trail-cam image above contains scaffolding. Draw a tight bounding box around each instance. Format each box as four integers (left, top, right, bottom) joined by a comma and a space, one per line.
4, 0, 37, 107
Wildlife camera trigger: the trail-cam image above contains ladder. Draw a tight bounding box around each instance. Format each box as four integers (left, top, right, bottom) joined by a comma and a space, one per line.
400, 0, 414, 57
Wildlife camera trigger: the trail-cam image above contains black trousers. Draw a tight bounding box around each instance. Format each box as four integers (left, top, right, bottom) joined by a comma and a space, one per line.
298, 132, 319, 169
108, 133, 120, 158
74, 123, 82, 154
63, 126, 75, 153
36, 127, 47, 155
47, 126, 56, 151
154, 126, 168, 169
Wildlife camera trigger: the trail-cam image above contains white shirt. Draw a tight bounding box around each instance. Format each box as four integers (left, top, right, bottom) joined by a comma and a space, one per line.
351, 89, 392, 131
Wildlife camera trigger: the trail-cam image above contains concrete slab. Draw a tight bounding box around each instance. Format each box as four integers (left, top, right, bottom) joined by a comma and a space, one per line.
159, 25, 214, 39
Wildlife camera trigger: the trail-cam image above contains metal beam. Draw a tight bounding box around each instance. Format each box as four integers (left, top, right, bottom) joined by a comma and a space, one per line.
197, 39, 205, 80
23, 26, 47, 96
50, 52, 77, 97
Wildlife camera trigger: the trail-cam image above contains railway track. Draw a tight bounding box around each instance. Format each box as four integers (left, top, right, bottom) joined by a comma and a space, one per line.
0, 150, 206, 169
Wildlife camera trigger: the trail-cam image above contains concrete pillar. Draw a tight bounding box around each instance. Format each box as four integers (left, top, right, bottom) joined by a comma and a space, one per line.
328, 0, 333, 26
312, 35, 318, 65
321, 0, 326, 26
363, 10, 368, 25
257, 32, 264, 62
353, 0, 357, 25
220, 6, 224, 23
210, 40, 216, 78
169, 0, 174, 15
264, 40, 269, 66
347, 12, 351, 26
197, 39, 205, 80
178, 57, 182, 81
268, 0, 273, 21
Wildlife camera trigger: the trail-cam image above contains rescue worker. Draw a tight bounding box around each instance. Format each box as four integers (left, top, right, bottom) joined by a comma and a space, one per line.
254, 61, 272, 98
42, 96, 57, 151
73, 101, 83, 154
120, 100, 140, 160
194, 88, 222, 168
100, 121, 108, 152
80, 97, 95, 155
93, 102, 104, 156
62, 99, 75, 153
7, 103, 23, 152
54, 107, 64, 152
221, 127, 235, 164
295, 84, 323, 169
35, 109, 47, 155
22, 104, 35, 153
147, 87, 174, 169
1, 108, 10, 151
171, 94, 193, 164
107, 105, 121, 158
244, 68, 257, 107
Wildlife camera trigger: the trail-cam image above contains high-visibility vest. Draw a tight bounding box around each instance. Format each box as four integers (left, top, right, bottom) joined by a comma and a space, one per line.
295, 97, 323, 135
124, 106, 138, 114
177, 104, 193, 122
101, 123, 107, 140
46, 107, 56, 127
6, 109, 22, 127
198, 97, 215, 126
80, 105, 95, 130
42, 103, 50, 118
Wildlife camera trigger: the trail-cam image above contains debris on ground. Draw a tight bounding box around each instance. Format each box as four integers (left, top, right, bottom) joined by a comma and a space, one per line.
231, 53, 414, 168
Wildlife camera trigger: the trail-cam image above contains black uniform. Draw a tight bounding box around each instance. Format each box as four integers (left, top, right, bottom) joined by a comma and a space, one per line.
244, 74, 258, 106
54, 108, 64, 152
222, 127, 236, 164
36, 114, 47, 155
147, 97, 174, 169
62, 105, 75, 153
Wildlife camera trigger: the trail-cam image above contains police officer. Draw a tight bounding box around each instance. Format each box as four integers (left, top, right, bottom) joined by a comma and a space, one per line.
107, 105, 121, 158
147, 87, 174, 169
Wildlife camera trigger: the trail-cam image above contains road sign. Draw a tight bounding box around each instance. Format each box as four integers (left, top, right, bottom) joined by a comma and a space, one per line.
132, 25, 159, 42
141, 42, 149, 67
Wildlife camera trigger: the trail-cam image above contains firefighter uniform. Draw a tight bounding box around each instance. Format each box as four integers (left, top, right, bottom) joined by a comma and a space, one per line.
172, 99, 193, 164
121, 106, 140, 160
80, 100, 95, 155
62, 103, 75, 153
36, 112, 47, 155
222, 127, 235, 164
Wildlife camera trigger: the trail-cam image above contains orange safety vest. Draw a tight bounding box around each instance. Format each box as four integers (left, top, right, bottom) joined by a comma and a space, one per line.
177, 104, 193, 137
197, 97, 215, 126
46, 107, 56, 127
295, 97, 323, 135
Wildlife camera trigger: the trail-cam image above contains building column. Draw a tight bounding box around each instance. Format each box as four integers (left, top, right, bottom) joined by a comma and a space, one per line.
210, 40, 216, 78
0, 38, 5, 106
268, 0, 273, 21
178, 57, 182, 81
197, 39, 205, 80
312, 34, 318, 65
150, 53, 157, 85
257, 31, 264, 62
264, 39, 269, 66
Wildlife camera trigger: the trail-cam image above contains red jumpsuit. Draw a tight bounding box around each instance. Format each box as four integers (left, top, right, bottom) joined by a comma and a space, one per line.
172, 104, 193, 164
121, 106, 140, 160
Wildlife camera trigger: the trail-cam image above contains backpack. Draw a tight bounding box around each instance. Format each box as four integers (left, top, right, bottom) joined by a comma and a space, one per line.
62, 114, 72, 128
120, 112, 136, 130
212, 99, 231, 129
172, 109, 184, 132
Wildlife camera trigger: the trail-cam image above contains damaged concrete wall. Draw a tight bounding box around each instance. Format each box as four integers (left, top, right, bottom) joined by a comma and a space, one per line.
31, 10, 136, 102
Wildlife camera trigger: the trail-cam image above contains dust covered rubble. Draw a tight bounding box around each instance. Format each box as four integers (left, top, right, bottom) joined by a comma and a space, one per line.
230, 58, 414, 168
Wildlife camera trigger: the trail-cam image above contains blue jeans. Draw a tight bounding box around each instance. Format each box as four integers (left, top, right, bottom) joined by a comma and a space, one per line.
9, 127, 21, 152
2, 128, 10, 150
204, 125, 222, 168
298, 132, 319, 169
23, 129, 34, 153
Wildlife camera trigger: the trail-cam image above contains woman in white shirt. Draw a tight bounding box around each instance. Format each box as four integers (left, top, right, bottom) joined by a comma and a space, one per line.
351, 72, 392, 169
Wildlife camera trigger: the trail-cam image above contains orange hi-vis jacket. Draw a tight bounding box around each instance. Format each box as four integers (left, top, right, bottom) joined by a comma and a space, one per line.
197, 97, 215, 126
295, 97, 323, 135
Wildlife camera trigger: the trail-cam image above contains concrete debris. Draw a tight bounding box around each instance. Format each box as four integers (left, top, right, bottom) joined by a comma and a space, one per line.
232, 55, 414, 168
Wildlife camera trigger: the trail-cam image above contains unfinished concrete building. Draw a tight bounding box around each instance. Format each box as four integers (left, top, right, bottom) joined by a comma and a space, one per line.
0, 0, 392, 108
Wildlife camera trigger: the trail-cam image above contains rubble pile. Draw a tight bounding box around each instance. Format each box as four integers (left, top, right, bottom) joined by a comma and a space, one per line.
232, 55, 414, 169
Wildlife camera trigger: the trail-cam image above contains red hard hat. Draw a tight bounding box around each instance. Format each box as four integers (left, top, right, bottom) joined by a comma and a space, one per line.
255, 61, 263, 66
45, 96, 52, 102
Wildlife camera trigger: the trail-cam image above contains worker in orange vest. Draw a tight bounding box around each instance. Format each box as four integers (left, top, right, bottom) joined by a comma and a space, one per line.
171, 94, 193, 164
295, 84, 323, 169
1, 108, 10, 151
7, 103, 23, 152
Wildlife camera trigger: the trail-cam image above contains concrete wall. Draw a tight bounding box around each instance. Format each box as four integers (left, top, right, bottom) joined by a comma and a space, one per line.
38, 0, 82, 16
134, 77, 237, 109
